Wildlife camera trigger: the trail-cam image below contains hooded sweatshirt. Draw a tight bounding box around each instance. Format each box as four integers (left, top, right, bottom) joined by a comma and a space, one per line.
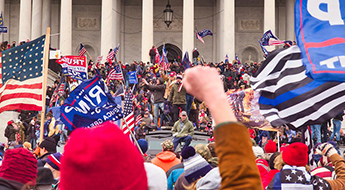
151, 151, 181, 173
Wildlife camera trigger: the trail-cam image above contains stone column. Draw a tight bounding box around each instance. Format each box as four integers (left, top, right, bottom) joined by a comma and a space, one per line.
141, 0, 153, 63
182, 0, 194, 59
101, 0, 114, 58
286, 0, 295, 41
19, 0, 32, 42
60, 0, 72, 55
113, 0, 121, 47
220, 0, 235, 61
31, 0, 42, 39
42, 0, 51, 34
264, 0, 275, 51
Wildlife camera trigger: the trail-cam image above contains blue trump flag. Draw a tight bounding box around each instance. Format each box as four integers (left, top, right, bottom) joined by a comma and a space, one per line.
259, 30, 278, 46
60, 71, 123, 131
182, 51, 191, 70
198, 29, 213, 38
295, 0, 345, 82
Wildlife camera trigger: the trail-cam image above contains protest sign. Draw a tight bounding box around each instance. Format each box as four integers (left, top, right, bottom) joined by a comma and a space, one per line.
128, 71, 138, 84
57, 56, 87, 80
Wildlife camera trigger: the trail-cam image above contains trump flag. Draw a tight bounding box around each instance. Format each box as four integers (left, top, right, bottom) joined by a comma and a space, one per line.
295, 0, 345, 82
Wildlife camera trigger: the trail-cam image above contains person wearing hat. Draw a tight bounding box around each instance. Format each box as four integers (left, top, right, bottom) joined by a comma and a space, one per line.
35, 167, 57, 190
267, 142, 345, 189
164, 71, 177, 99
45, 152, 62, 182
171, 111, 194, 151
4, 120, 18, 143
37, 137, 57, 167
0, 148, 37, 189
168, 74, 187, 123
174, 146, 213, 189
142, 77, 166, 128
151, 139, 181, 173
60, 121, 147, 190
135, 122, 147, 140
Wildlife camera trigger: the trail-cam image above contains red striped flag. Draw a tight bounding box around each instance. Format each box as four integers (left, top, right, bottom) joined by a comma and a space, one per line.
122, 112, 134, 135
107, 49, 115, 62
0, 35, 45, 113
134, 114, 142, 126
107, 65, 124, 80
122, 92, 134, 135
79, 43, 87, 57
196, 32, 205, 43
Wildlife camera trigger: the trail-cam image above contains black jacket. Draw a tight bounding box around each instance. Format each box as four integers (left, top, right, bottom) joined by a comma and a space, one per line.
149, 49, 156, 57
192, 50, 199, 58
0, 177, 25, 190
145, 83, 166, 103
37, 153, 52, 167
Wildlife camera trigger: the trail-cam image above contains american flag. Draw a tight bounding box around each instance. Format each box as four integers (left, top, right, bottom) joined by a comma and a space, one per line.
122, 92, 134, 135
96, 56, 103, 67
154, 47, 161, 65
134, 114, 142, 126
0, 35, 45, 113
106, 49, 114, 62
161, 45, 169, 71
107, 64, 124, 81
268, 38, 286, 46
113, 44, 120, 63
79, 43, 87, 57
196, 32, 205, 43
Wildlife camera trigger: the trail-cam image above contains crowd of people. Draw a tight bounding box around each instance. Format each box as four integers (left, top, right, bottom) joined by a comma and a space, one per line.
1, 40, 345, 190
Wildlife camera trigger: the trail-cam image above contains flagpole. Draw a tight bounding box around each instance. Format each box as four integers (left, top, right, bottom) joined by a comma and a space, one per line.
122, 118, 144, 156
39, 27, 51, 143
85, 51, 93, 61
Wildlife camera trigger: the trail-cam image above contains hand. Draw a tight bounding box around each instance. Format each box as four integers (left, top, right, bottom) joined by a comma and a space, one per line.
316, 143, 338, 157
183, 66, 236, 125
185, 134, 188, 136
183, 66, 225, 105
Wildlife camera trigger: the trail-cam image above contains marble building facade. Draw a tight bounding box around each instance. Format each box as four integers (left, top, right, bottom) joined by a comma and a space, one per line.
0, 0, 295, 64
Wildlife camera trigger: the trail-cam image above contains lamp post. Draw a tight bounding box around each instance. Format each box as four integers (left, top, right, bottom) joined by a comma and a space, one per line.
163, 0, 173, 28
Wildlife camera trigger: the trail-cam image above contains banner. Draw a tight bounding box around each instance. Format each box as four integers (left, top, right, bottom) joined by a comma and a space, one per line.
60, 72, 123, 131
227, 88, 271, 129
57, 56, 87, 80
295, 0, 345, 82
128, 71, 138, 84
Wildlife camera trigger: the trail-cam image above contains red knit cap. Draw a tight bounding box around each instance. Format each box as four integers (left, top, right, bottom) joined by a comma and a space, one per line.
282, 142, 308, 167
264, 140, 277, 153
60, 121, 147, 190
0, 148, 37, 185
